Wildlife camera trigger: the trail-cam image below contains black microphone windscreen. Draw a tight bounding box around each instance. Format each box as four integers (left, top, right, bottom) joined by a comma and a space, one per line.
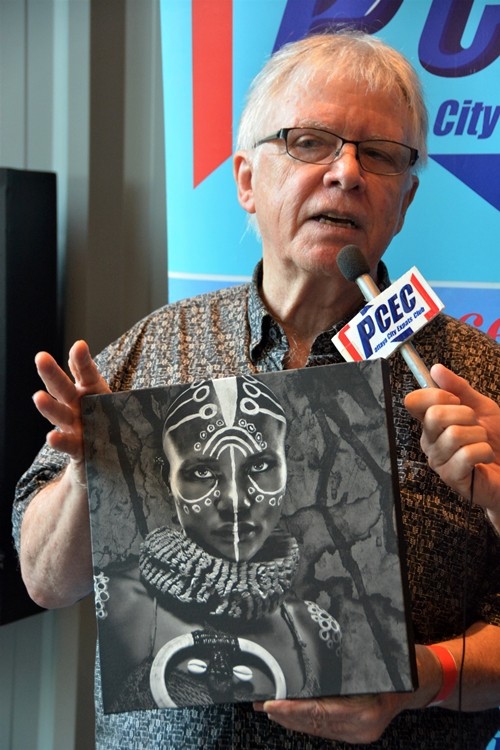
337, 244, 370, 282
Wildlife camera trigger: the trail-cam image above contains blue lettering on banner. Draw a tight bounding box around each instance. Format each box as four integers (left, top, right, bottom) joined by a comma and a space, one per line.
275, 0, 500, 79
273, 0, 403, 51
434, 100, 500, 139
419, 0, 500, 77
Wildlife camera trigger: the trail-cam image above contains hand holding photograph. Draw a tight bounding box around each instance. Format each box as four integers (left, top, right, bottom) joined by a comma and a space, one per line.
83, 360, 416, 714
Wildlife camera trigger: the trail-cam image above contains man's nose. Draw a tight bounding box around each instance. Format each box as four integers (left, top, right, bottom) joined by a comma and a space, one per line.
322, 143, 365, 190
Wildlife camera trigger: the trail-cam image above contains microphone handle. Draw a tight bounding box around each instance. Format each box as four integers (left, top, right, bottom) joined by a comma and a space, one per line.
356, 274, 436, 388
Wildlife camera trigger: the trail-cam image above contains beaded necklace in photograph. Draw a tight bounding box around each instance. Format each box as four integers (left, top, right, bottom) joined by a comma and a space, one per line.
139, 525, 300, 620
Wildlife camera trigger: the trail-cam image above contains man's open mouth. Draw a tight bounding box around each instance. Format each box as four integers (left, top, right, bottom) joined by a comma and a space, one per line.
313, 213, 358, 228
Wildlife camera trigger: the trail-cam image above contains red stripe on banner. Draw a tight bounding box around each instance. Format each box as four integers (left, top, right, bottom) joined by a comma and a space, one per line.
410, 272, 441, 321
192, 0, 232, 187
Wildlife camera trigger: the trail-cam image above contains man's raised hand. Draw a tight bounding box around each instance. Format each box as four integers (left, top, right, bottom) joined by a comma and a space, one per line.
33, 340, 111, 462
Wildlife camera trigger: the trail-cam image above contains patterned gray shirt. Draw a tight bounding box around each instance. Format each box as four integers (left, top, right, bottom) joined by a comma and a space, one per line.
13, 263, 500, 749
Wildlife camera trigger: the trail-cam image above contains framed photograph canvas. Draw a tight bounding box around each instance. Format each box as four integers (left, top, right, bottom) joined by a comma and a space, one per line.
82, 359, 417, 714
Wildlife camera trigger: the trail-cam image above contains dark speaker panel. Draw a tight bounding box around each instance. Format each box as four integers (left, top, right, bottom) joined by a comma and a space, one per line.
0, 168, 60, 624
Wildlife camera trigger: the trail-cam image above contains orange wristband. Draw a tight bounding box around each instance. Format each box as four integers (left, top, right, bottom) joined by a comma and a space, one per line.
426, 644, 458, 706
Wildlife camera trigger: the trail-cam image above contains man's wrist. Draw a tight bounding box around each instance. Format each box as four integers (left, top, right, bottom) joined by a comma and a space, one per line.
425, 644, 459, 707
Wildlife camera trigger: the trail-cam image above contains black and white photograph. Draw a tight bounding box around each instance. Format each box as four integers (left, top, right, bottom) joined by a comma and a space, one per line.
83, 360, 416, 715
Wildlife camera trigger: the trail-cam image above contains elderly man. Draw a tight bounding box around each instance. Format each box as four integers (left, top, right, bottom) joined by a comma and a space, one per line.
13, 30, 500, 750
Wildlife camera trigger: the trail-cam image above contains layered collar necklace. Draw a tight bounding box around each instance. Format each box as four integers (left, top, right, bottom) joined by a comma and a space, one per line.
139, 525, 300, 621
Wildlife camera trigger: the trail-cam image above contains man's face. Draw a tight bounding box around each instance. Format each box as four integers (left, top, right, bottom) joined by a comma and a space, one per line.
163, 378, 287, 562
234, 72, 419, 284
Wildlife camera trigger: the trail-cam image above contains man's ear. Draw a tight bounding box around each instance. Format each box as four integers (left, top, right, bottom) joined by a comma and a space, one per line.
396, 175, 419, 234
233, 151, 256, 214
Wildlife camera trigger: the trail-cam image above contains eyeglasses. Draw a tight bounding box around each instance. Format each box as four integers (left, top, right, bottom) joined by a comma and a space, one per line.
254, 127, 419, 176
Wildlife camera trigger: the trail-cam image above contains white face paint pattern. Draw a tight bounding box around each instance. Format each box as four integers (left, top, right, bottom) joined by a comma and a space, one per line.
163, 376, 287, 562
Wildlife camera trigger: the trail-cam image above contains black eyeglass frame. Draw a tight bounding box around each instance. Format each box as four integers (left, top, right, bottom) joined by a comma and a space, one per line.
254, 127, 419, 176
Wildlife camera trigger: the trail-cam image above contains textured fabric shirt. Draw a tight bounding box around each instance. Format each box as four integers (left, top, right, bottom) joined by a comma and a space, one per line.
13, 263, 500, 749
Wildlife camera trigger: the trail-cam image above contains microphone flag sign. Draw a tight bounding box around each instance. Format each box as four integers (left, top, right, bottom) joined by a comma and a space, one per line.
332, 268, 444, 362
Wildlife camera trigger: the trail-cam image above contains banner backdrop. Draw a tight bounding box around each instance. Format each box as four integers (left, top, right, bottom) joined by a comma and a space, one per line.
160, 3, 499, 746
160, 0, 499, 344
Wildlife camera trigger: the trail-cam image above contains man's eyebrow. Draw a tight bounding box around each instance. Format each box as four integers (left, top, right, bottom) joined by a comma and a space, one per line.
294, 122, 396, 140
293, 120, 330, 129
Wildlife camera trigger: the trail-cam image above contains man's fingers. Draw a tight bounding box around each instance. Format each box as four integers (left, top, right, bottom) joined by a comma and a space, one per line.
422, 405, 482, 443
262, 699, 332, 738
33, 341, 109, 465
421, 409, 492, 470
68, 340, 110, 394
33, 389, 84, 461
46, 428, 84, 460
32, 390, 77, 431
430, 364, 489, 411
406, 364, 495, 425
259, 696, 391, 745
404, 387, 459, 422
426, 441, 493, 477
36, 341, 110, 403
35, 352, 79, 406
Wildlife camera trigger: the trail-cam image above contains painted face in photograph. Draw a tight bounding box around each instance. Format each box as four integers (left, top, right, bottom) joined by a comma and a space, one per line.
163, 376, 287, 562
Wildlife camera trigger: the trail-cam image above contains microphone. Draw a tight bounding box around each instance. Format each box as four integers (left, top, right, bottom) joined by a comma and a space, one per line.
337, 245, 436, 388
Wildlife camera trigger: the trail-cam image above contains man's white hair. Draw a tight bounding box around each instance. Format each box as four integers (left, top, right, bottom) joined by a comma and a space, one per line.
236, 30, 428, 169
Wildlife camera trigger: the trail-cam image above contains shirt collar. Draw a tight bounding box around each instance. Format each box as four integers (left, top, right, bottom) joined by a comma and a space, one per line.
248, 259, 391, 370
